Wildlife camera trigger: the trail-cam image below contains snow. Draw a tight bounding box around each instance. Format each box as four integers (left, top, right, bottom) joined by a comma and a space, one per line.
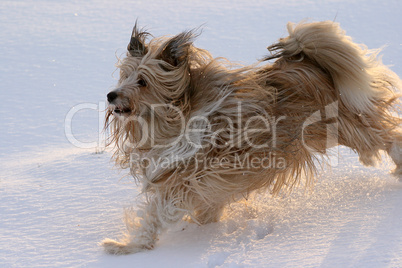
1, 0, 401, 267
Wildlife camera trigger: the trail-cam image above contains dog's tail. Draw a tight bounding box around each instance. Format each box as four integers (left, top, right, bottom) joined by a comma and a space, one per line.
266, 21, 402, 170
266, 20, 401, 114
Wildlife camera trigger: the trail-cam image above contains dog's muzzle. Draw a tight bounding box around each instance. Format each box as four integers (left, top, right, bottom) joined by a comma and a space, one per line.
107, 91, 132, 115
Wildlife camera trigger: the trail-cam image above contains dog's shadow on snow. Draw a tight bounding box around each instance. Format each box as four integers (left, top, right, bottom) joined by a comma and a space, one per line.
157, 161, 401, 266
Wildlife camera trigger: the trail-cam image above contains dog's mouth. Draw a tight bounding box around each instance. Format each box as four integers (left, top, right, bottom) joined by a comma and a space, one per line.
109, 104, 133, 116
113, 107, 132, 114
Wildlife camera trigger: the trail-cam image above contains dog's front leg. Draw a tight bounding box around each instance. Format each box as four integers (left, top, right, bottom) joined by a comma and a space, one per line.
388, 138, 402, 176
102, 199, 161, 255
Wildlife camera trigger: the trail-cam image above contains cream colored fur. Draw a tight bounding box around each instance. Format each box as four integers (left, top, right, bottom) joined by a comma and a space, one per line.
102, 21, 402, 254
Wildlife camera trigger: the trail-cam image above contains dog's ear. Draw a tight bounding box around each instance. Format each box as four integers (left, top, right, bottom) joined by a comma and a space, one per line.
160, 31, 195, 67
127, 21, 149, 57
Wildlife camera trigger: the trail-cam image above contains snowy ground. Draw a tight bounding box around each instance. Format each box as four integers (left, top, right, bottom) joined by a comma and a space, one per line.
1, 0, 401, 267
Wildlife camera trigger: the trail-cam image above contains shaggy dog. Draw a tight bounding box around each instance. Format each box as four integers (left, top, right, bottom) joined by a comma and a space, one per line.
102, 21, 402, 254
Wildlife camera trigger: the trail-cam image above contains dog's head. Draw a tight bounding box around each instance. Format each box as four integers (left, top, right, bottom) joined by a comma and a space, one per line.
106, 23, 203, 153
107, 23, 197, 118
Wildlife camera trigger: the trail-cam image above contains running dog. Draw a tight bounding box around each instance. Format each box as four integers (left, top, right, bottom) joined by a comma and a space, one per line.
103, 21, 402, 254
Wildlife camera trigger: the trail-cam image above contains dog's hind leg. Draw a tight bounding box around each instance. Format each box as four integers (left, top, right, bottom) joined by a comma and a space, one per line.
192, 203, 226, 225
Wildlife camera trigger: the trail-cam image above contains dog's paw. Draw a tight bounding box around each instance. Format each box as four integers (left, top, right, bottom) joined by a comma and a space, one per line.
101, 238, 153, 255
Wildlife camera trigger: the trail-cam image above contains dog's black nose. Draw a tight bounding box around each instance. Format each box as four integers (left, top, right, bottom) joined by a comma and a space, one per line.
107, 92, 118, 103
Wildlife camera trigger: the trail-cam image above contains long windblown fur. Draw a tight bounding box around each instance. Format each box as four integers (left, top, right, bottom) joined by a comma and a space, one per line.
102, 21, 402, 254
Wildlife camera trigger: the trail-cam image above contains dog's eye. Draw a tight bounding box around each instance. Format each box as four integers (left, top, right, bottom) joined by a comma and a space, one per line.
138, 79, 147, 87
